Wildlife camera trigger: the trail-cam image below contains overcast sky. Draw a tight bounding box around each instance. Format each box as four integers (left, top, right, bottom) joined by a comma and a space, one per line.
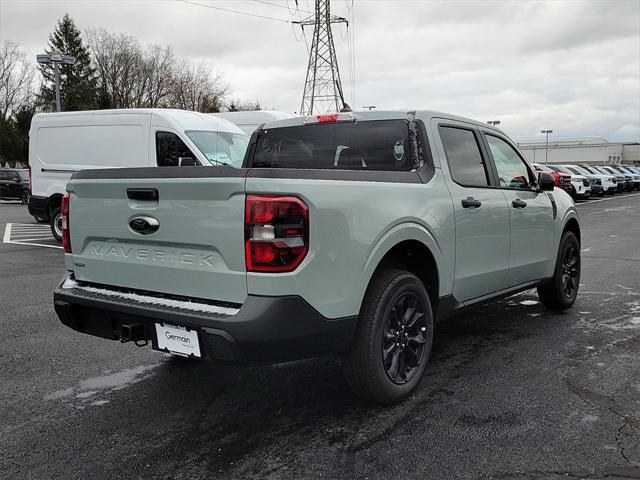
1, 0, 639, 142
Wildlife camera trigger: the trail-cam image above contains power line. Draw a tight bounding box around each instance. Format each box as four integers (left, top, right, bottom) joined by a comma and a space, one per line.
251, 0, 313, 15
176, 0, 293, 23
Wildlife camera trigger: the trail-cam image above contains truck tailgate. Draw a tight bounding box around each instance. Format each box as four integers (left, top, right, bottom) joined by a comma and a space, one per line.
67, 172, 247, 304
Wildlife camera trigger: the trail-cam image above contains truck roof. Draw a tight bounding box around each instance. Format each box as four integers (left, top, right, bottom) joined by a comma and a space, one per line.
261, 109, 502, 133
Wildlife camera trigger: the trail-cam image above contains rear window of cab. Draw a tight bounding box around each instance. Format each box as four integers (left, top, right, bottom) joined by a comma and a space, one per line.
252, 120, 416, 171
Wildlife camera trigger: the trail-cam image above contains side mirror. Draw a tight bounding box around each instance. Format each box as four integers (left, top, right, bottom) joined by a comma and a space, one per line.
15, 177, 21, 183
538, 172, 555, 191
179, 157, 197, 167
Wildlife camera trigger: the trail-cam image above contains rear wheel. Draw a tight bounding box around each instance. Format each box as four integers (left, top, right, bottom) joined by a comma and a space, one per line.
343, 269, 433, 404
20, 189, 29, 205
50, 207, 62, 242
537, 231, 580, 310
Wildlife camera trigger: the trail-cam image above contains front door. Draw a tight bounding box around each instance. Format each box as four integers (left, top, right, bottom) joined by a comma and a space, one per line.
481, 132, 556, 284
436, 122, 511, 302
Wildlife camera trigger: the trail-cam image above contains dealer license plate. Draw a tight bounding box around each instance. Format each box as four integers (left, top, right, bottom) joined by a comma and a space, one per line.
155, 323, 201, 358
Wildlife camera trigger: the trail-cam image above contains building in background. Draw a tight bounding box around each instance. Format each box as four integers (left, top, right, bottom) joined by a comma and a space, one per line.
517, 137, 640, 165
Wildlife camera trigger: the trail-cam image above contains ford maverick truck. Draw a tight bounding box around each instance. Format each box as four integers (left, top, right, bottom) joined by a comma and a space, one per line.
54, 110, 581, 404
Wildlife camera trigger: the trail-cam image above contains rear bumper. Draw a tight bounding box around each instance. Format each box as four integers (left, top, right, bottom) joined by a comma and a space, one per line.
53, 276, 357, 365
28, 195, 49, 219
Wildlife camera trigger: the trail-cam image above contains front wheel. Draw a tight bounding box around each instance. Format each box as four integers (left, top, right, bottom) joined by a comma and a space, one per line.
537, 231, 580, 310
20, 189, 29, 205
50, 207, 62, 242
343, 269, 434, 404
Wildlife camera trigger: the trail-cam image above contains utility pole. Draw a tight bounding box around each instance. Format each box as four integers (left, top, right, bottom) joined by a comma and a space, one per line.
541, 129, 553, 164
37, 52, 76, 112
295, 1, 348, 115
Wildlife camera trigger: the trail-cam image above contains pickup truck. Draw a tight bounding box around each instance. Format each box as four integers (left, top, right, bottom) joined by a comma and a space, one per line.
54, 110, 581, 404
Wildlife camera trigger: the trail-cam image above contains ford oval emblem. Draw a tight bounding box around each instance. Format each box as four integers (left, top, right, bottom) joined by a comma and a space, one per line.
129, 216, 159, 235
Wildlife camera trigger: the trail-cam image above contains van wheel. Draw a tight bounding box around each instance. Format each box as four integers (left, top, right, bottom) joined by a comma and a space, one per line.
343, 269, 433, 404
537, 231, 580, 310
50, 207, 62, 242
20, 189, 29, 205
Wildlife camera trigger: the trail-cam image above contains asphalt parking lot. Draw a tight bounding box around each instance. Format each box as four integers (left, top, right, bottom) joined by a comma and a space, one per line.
1, 194, 639, 480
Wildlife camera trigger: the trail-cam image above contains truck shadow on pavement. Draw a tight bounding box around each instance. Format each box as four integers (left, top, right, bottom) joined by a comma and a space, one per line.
137, 291, 569, 478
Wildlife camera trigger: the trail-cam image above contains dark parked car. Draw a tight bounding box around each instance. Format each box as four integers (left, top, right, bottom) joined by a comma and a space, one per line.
0, 168, 30, 204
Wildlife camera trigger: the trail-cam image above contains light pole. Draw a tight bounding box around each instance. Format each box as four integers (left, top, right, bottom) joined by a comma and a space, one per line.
487, 120, 501, 126
36, 52, 76, 112
541, 129, 553, 164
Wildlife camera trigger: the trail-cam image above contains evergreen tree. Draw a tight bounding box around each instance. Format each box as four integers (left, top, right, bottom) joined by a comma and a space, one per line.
39, 14, 97, 111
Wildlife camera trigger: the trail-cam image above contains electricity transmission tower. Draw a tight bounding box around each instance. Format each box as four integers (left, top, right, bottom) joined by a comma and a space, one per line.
295, 0, 348, 115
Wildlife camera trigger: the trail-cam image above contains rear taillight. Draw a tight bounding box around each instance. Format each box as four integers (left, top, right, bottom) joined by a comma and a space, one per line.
245, 195, 308, 272
61, 193, 71, 253
28, 165, 32, 196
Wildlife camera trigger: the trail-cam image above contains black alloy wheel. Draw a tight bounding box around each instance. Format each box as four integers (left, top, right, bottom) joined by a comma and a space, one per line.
560, 243, 579, 300
381, 293, 428, 384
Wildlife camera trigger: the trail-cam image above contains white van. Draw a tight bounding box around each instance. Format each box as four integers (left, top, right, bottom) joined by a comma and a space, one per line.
210, 110, 297, 134
28, 109, 248, 240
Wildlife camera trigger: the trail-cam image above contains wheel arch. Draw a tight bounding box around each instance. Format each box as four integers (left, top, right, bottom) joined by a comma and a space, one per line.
48, 192, 63, 214
360, 224, 445, 317
562, 215, 581, 245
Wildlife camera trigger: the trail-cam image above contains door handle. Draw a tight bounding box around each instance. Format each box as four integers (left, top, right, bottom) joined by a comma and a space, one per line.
461, 197, 482, 208
127, 188, 159, 201
512, 198, 527, 208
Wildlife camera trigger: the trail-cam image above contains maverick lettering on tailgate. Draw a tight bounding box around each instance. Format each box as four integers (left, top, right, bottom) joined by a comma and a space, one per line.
91, 245, 217, 267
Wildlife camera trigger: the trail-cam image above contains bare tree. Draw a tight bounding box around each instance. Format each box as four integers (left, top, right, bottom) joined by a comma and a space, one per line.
0, 41, 36, 120
169, 61, 228, 112
87, 29, 174, 109
227, 98, 263, 112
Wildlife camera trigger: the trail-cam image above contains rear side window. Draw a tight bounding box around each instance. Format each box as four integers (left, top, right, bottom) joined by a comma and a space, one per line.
253, 120, 415, 171
156, 132, 197, 167
485, 135, 534, 189
439, 126, 489, 187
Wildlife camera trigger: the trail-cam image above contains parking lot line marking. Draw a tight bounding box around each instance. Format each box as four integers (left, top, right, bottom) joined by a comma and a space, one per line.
2, 222, 62, 249
3, 223, 11, 243
577, 192, 640, 205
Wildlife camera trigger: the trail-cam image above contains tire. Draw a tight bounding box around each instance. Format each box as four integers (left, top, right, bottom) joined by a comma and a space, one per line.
537, 231, 580, 310
343, 269, 434, 404
20, 189, 29, 205
50, 207, 62, 242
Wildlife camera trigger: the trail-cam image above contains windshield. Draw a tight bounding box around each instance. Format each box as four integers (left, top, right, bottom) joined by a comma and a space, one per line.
564, 166, 582, 175
185, 130, 249, 167
18, 170, 29, 180
549, 165, 572, 175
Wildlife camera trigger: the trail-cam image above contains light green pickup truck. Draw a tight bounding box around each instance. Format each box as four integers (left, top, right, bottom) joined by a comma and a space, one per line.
54, 110, 581, 404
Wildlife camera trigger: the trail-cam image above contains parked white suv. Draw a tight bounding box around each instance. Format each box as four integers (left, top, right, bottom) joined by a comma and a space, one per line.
547, 165, 591, 199
563, 165, 617, 195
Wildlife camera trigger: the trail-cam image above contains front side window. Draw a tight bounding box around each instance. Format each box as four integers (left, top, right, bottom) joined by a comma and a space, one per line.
486, 135, 534, 189
253, 120, 416, 171
186, 130, 248, 167
156, 132, 197, 167
439, 126, 489, 187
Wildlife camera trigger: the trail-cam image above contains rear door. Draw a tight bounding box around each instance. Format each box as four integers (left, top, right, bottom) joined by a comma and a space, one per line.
67, 168, 248, 304
435, 122, 511, 302
480, 131, 555, 285
0, 171, 9, 197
